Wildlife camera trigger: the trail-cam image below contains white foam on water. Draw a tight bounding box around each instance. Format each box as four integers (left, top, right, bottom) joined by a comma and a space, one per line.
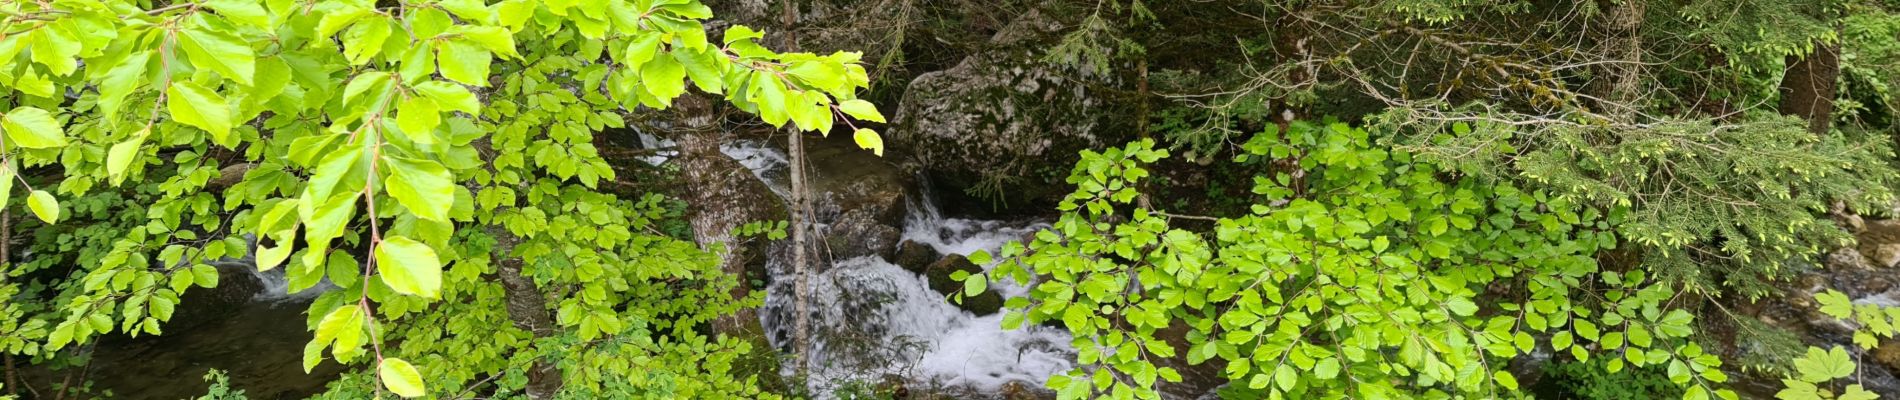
765, 256, 1072, 397
1854, 290, 1900, 308
634, 129, 678, 166
729, 139, 1074, 397
720, 139, 790, 198
247, 267, 334, 303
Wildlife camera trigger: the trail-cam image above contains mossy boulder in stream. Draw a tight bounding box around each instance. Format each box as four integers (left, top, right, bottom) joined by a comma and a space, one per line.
807, 135, 915, 263
920, 254, 1002, 315
892, 4, 1130, 210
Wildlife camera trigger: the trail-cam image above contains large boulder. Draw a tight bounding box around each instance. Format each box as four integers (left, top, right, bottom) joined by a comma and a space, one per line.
806, 135, 915, 263
821, 208, 903, 261
891, 4, 1130, 210
1858, 219, 1900, 268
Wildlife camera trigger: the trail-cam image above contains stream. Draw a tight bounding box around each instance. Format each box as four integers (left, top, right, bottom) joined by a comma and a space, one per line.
21, 136, 1072, 399
726, 138, 1076, 398
756, 200, 1074, 398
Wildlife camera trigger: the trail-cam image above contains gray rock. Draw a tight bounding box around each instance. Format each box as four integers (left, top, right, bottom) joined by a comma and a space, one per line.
891, 4, 1130, 206
1858, 219, 1900, 268
807, 135, 914, 264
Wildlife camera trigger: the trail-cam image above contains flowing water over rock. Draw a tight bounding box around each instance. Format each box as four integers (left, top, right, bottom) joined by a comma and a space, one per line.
758, 206, 1074, 398
732, 139, 1077, 398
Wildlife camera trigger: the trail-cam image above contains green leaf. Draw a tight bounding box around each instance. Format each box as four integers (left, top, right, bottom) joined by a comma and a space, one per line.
454, 26, 517, 59
315, 6, 370, 38
0, 162, 14, 209
837, 99, 885, 123
786, 61, 844, 90
107, 128, 148, 184
1794, 346, 1855, 382
341, 16, 393, 65
672, 46, 726, 94
968, 250, 993, 265
437, 0, 494, 23
192, 264, 220, 288
1445, 297, 1478, 316
963, 274, 987, 296
315, 305, 360, 346
1816, 290, 1853, 319
641, 52, 687, 103
376, 236, 442, 298
437, 41, 492, 86
723, 25, 764, 45
204, 0, 270, 28
1493, 371, 1519, 390
179, 26, 256, 85
412, 81, 479, 115
853, 128, 884, 157
167, 82, 234, 144
1840, 385, 1879, 400
497, 0, 534, 30
2, 107, 66, 148
383, 157, 454, 221
1273, 363, 1297, 390
1313, 358, 1341, 380
622, 32, 662, 70
97, 51, 153, 118
379, 357, 427, 397
395, 98, 440, 145
27, 190, 59, 224
28, 24, 79, 76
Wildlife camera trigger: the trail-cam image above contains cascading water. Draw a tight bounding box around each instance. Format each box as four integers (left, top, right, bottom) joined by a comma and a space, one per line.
727, 141, 1076, 397
245, 267, 334, 302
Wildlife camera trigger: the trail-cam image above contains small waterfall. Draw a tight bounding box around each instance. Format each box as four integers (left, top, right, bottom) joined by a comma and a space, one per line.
246, 267, 334, 303
720, 139, 791, 198
201, 235, 337, 303
729, 143, 1075, 397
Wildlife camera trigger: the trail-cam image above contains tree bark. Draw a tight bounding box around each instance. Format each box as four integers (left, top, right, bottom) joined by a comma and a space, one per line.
1597, 0, 1646, 119
1778, 43, 1841, 134
2, 210, 14, 397
781, 0, 814, 378
488, 228, 562, 400
671, 94, 782, 336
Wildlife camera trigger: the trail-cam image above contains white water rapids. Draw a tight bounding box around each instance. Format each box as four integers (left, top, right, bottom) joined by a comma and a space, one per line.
720, 140, 1077, 397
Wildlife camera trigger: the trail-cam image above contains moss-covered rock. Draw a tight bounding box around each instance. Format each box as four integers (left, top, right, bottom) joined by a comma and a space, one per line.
920, 254, 1002, 315
892, 240, 942, 273
891, 4, 1132, 211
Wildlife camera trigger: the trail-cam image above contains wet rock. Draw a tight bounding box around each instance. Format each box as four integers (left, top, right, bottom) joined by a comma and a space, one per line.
921, 254, 1002, 315
1826, 265, 1899, 300
891, 3, 1131, 208
998, 380, 1058, 400
822, 209, 904, 262
1859, 219, 1900, 268
892, 240, 943, 273
808, 136, 914, 264
809, 136, 914, 228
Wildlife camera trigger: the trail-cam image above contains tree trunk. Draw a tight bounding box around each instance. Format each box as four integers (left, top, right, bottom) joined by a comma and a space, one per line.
1597, 0, 1646, 119
781, 0, 815, 379
1779, 43, 1840, 134
671, 94, 783, 337
2, 210, 14, 397
488, 228, 562, 400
